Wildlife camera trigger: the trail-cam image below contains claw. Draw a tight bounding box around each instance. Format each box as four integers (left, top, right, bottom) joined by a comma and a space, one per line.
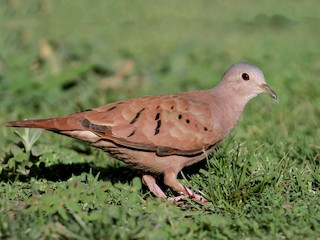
183, 186, 208, 202
168, 186, 208, 203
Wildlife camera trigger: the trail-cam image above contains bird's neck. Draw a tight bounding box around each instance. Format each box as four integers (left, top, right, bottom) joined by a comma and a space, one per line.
209, 86, 251, 137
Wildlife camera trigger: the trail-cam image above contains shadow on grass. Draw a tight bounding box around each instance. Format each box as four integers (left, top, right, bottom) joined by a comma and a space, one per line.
40, 162, 140, 184
0, 162, 138, 184
0, 155, 208, 187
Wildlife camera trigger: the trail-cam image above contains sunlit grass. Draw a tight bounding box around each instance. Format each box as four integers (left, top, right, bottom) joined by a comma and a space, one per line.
0, 1, 319, 239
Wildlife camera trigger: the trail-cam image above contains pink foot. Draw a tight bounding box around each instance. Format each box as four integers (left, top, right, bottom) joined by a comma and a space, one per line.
168, 186, 208, 203
142, 174, 208, 203
183, 186, 208, 202
167, 195, 186, 203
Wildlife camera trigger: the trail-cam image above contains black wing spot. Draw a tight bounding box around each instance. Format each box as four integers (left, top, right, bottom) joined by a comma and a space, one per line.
155, 128, 160, 135
155, 112, 160, 120
127, 130, 136, 137
154, 120, 161, 135
171, 106, 174, 110
178, 114, 183, 119
186, 119, 190, 124
129, 108, 145, 124
204, 127, 208, 131
107, 106, 117, 111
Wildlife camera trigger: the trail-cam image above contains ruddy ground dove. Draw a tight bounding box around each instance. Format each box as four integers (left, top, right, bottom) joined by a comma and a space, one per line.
8, 62, 277, 202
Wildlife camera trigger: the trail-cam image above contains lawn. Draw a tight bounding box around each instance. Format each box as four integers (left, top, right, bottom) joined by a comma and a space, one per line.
0, 1, 319, 239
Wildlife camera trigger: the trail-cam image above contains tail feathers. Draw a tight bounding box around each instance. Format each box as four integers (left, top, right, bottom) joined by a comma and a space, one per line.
7, 113, 86, 131
7, 119, 59, 130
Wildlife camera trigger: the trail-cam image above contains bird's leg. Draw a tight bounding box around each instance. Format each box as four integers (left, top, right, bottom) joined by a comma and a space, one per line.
142, 174, 167, 198
163, 171, 208, 203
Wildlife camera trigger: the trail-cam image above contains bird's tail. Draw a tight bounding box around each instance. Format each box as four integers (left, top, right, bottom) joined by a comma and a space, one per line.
7, 112, 102, 143
7, 112, 86, 131
8, 119, 56, 129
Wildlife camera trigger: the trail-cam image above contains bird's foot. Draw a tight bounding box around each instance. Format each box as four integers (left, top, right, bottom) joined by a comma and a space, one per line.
142, 174, 208, 203
168, 186, 208, 203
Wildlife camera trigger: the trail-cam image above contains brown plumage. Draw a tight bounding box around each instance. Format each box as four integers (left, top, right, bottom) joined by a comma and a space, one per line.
7, 62, 277, 202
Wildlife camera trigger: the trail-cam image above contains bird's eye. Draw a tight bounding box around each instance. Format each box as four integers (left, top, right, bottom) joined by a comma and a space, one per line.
242, 73, 250, 81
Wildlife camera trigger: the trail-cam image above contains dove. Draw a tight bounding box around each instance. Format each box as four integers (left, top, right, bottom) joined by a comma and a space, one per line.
7, 62, 277, 202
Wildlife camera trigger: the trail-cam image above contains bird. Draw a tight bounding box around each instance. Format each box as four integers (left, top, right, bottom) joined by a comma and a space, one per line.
7, 62, 277, 202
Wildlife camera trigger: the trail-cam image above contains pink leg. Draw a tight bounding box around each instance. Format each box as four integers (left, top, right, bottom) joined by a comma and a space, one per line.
142, 174, 167, 198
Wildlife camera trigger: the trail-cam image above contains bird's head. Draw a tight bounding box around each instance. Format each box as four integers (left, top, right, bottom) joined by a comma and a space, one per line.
219, 62, 277, 101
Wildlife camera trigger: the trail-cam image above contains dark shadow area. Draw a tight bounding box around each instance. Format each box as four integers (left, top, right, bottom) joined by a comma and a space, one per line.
42, 162, 141, 184
182, 158, 208, 176
0, 161, 139, 184
0, 152, 210, 195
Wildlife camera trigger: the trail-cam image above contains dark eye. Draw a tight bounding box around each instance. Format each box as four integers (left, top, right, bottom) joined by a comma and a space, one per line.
242, 73, 250, 81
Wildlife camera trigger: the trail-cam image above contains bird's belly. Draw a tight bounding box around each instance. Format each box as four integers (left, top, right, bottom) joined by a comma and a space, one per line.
92, 140, 214, 174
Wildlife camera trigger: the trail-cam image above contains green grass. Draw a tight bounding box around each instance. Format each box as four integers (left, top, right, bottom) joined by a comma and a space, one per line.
0, 1, 319, 239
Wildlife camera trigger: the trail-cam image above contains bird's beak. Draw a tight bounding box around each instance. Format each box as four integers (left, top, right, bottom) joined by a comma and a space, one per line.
261, 84, 277, 99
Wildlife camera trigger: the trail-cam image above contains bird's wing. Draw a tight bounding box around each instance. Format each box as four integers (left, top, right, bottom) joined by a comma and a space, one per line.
81, 94, 222, 156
